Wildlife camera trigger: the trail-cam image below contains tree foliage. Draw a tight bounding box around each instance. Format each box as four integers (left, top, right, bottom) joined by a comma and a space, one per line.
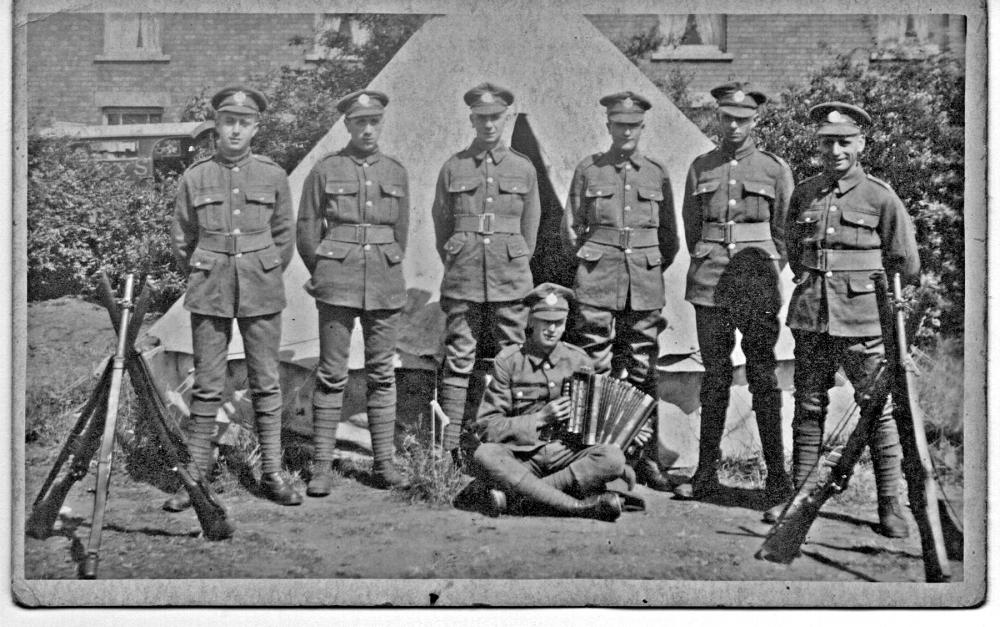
26, 136, 185, 309
752, 55, 965, 340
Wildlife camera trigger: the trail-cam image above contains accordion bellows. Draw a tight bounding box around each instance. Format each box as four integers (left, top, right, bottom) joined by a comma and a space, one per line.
563, 372, 658, 450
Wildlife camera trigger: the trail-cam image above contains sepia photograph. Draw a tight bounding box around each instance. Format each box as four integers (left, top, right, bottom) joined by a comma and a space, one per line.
7, 0, 989, 609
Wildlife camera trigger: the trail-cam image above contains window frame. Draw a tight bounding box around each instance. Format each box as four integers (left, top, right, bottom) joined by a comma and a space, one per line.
650, 14, 733, 62
95, 13, 170, 62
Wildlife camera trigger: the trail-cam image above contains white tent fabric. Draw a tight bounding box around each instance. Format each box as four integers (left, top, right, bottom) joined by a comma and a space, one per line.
145, 9, 805, 467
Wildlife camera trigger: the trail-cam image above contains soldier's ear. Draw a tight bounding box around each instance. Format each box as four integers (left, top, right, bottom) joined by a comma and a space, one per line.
857, 134, 866, 153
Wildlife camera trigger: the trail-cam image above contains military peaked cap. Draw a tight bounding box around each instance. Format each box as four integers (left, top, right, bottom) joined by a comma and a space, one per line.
809, 101, 872, 136
464, 82, 514, 114
336, 90, 389, 119
710, 82, 767, 118
212, 86, 267, 115
524, 283, 574, 321
600, 91, 651, 123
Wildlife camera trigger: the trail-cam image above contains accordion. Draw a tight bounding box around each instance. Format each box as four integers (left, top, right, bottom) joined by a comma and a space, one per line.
559, 371, 658, 451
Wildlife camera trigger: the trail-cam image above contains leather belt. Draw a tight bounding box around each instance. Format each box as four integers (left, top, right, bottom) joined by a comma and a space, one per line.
198, 228, 272, 255
453, 213, 521, 234
802, 248, 883, 272
324, 224, 395, 244
701, 221, 772, 245
584, 226, 658, 249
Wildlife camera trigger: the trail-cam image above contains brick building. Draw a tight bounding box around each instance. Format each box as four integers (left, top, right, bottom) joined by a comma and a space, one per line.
26, 11, 966, 127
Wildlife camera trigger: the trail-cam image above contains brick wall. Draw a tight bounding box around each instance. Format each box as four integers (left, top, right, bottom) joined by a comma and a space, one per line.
27, 12, 315, 125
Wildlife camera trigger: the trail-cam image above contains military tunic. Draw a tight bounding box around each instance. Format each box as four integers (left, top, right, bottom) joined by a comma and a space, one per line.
296, 145, 411, 412
172, 152, 294, 317
297, 146, 410, 311
785, 165, 920, 497
432, 142, 541, 385
171, 151, 293, 474
471, 341, 625, 494
786, 165, 920, 337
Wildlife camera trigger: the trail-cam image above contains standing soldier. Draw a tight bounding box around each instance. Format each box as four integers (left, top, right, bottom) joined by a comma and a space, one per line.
297, 90, 411, 493
673, 83, 794, 503
562, 91, 679, 491
168, 85, 301, 509
764, 102, 920, 537
433, 82, 541, 459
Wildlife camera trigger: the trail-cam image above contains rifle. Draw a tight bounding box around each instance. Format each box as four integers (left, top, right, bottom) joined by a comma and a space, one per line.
27, 272, 234, 580
756, 272, 958, 582
875, 272, 959, 581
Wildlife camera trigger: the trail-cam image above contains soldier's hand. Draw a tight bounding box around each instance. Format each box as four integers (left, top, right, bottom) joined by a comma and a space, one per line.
542, 397, 572, 425
621, 464, 636, 491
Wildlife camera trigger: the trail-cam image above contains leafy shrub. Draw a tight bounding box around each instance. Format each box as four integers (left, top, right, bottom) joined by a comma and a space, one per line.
26, 135, 185, 310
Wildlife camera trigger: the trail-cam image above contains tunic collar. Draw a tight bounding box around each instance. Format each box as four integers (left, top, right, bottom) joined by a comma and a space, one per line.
827, 164, 866, 195
523, 341, 568, 370
469, 140, 508, 164
601, 147, 643, 170
719, 137, 756, 161
340, 144, 382, 165
214, 150, 253, 168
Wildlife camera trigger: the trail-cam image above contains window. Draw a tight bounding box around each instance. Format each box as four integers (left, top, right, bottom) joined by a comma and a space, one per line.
872, 14, 956, 60
305, 14, 371, 62
651, 14, 732, 61
103, 108, 163, 125
96, 13, 169, 62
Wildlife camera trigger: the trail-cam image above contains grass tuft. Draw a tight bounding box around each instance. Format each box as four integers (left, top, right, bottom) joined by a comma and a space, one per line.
396, 433, 469, 507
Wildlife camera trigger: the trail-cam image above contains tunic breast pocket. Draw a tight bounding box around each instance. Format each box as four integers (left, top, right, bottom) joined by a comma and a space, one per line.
742, 180, 775, 221
376, 181, 405, 222
244, 187, 276, 227
637, 185, 664, 224
498, 177, 528, 214
448, 178, 482, 213
838, 208, 882, 248
324, 180, 360, 220
584, 184, 615, 222
795, 211, 824, 243
694, 179, 722, 221
192, 188, 227, 231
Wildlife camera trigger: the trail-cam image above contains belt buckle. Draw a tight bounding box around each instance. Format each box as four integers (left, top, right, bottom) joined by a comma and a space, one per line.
355, 223, 370, 244
619, 227, 632, 249
724, 222, 735, 245
479, 213, 495, 235
817, 248, 828, 272
226, 234, 238, 255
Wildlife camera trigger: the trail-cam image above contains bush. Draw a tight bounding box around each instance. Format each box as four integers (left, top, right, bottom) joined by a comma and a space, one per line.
26, 135, 186, 309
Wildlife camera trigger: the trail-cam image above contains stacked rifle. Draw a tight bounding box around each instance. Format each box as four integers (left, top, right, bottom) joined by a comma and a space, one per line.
26, 273, 234, 579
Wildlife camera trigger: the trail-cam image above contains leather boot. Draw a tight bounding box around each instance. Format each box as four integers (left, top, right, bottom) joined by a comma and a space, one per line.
633, 422, 673, 492
672, 464, 722, 500
765, 406, 824, 523
513, 472, 622, 522
876, 496, 910, 538
163, 414, 215, 513
369, 405, 411, 489
438, 379, 469, 454
261, 472, 303, 506
307, 466, 336, 497
755, 395, 792, 504
675, 398, 726, 500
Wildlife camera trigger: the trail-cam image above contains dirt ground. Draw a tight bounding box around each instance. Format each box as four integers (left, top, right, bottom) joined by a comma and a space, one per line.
18, 298, 965, 599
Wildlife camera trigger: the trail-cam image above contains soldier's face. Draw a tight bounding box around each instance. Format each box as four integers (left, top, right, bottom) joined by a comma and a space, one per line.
345, 115, 383, 153
215, 113, 259, 158
528, 315, 567, 351
470, 112, 508, 145
607, 120, 644, 152
717, 112, 756, 145
818, 134, 865, 175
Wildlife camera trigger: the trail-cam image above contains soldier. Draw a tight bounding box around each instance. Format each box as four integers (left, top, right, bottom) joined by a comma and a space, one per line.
561, 91, 679, 491
673, 83, 794, 503
432, 82, 541, 459
763, 102, 920, 537
167, 85, 301, 509
464, 283, 632, 521
297, 90, 411, 493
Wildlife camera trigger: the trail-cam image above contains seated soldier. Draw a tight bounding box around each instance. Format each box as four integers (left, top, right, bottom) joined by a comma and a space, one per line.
463, 283, 635, 522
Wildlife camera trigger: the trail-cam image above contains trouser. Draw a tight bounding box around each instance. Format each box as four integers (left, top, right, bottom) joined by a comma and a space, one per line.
571, 303, 664, 462
189, 312, 284, 474
472, 441, 626, 498
439, 298, 528, 449
790, 330, 901, 498
312, 303, 400, 465
694, 304, 784, 475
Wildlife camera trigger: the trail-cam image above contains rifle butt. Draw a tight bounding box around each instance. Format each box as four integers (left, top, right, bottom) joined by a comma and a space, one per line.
756, 499, 821, 564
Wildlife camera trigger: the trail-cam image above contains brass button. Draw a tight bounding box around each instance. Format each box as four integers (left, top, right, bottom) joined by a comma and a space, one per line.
826, 227, 835, 234
727, 243, 736, 250
625, 164, 632, 170
487, 177, 494, 183
730, 160, 738, 166
825, 271, 833, 277
235, 253, 243, 258
486, 197, 494, 203
365, 180, 372, 186
830, 205, 838, 212
625, 184, 632, 191
624, 206, 631, 211
232, 188, 239, 194
233, 209, 241, 215
483, 237, 491, 244
624, 248, 632, 254
364, 244, 371, 251
233, 228, 241, 235
728, 199, 736, 206
233, 166, 239, 172
366, 201, 373, 207
729, 179, 736, 185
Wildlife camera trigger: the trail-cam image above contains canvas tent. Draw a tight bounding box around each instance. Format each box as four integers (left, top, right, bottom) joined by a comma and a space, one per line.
145, 9, 831, 470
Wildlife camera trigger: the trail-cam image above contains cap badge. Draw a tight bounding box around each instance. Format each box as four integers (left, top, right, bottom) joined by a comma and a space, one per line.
357, 93, 371, 106
480, 92, 495, 104
233, 91, 247, 106
543, 293, 559, 306
828, 110, 843, 123
622, 97, 634, 109
733, 90, 745, 102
